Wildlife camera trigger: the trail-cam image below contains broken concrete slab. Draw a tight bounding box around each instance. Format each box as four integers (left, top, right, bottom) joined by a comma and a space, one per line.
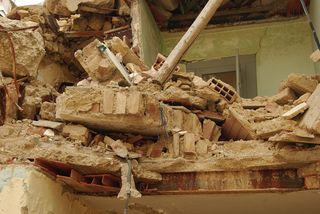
32, 120, 64, 130
300, 84, 320, 134
254, 118, 297, 140
269, 131, 320, 145
286, 73, 318, 95
158, 86, 207, 110
270, 87, 297, 105
0, 17, 45, 77
56, 86, 163, 135
139, 140, 320, 173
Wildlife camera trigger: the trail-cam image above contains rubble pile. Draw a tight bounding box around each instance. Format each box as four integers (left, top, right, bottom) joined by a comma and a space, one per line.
1, 0, 320, 196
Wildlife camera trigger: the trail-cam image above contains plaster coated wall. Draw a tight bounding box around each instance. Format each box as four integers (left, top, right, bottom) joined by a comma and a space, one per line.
0, 165, 99, 214
161, 19, 316, 96
133, 0, 163, 67
310, 0, 320, 73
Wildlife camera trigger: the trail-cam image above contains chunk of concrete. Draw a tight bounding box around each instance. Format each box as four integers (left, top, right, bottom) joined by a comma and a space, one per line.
0, 17, 45, 77
62, 124, 90, 146
74, 39, 121, 82
270, 88, 297, 105
286, 74, 318, 95
37, 57, 78, 88
40, 102, 56, 121
56, 86, 163, 135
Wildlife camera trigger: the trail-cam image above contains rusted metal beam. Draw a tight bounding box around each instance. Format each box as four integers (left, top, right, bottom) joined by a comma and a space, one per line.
140, 169, 304, 194
0, 87, 5, 125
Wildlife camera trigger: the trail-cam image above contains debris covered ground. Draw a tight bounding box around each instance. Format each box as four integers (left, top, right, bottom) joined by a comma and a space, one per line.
1, 0, 320, 200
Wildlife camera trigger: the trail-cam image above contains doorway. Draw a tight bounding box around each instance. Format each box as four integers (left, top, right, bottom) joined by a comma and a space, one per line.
186, 55, 257, 98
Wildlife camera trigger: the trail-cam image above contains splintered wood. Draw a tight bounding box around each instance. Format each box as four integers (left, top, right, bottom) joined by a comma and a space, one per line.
300, 84, 320, 134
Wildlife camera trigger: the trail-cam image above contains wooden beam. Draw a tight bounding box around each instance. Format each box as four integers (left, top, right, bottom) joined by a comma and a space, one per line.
153, 0, 224, 85
170, 5, 273, 22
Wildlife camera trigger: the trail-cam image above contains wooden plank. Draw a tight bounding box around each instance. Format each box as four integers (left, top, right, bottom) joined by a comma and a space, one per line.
101, 44, 132, 85
154, 0, 224, 85
300, 84, 320, 134
282, 102, 309, 119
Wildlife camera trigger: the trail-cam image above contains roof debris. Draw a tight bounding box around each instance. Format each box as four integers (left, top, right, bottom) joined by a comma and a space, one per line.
1, 0, 320, 197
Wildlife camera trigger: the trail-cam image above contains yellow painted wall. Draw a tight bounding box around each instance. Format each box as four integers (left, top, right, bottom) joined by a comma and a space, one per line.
161, 19, 316, 96
133, 0, 163, 67
0, 165, 99, 214
310, 0, 320, 73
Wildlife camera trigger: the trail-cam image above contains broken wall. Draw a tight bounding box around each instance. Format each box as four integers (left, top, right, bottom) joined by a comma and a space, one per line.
161, 19, 316, 96
310, 0, 320, 74
132, 0, 163, 67
0, 165, 99, 214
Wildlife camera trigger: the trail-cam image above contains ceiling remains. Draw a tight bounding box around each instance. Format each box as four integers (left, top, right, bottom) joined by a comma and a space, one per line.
147, 0, 310, 30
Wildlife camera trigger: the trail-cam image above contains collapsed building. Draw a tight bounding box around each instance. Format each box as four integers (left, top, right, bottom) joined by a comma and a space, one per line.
1, 0, 320, 213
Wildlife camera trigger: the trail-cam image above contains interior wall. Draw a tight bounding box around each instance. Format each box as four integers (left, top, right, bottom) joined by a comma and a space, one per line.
161, 19, 316, 96
310, 0, 320, 74
0, 165, 99, 214
132, 0, 163, 67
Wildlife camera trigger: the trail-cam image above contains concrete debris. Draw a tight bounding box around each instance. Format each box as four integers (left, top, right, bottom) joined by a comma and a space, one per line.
270, 87, 297, 105
0, 17, 45, 77
74, 39, 119, 82
1, 0, 320, 198
32, 120, 64, 130
62, 124, 91, 146
286, 73, 318, 95
118, 162, 142, 199
20, 80, 58, 120
39, 102, 56, 121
